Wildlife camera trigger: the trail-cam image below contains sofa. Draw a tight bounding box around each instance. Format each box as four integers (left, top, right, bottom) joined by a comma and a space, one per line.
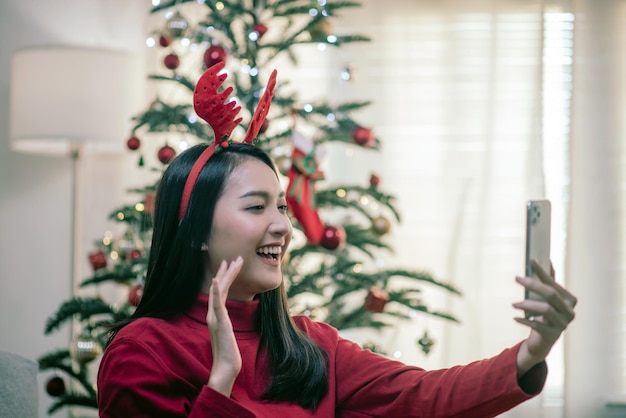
0, 350, 39, 417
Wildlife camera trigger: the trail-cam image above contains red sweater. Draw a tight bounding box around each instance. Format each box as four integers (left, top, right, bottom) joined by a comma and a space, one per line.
97, 294, 546, 417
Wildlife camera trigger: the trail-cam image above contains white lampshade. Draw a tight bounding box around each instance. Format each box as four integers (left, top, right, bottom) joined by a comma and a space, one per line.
10, 47, 139, 155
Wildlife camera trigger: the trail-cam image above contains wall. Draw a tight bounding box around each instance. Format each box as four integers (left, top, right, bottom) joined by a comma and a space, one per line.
0, 1, 149, 416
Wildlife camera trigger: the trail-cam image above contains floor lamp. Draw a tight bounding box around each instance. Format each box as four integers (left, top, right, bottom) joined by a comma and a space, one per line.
9, 47, 138, 364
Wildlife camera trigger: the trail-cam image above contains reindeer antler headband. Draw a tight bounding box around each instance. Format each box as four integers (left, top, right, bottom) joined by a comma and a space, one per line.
178, 61, 278, 221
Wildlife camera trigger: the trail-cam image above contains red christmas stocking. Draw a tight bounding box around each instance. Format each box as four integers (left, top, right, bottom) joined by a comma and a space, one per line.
286, 132, 325, 245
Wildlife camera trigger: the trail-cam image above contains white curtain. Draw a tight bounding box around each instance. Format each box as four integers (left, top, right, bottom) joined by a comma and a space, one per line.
324, 1, 566, 416
566, 1, 626, 417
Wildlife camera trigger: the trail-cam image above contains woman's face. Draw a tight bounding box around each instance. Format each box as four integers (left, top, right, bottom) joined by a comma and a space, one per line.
206, 157, 292, 301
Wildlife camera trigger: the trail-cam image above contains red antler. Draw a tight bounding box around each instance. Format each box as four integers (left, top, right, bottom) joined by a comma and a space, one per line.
193, 61, 243, 143
180, 65, 278, 221
243, 69, 278, 144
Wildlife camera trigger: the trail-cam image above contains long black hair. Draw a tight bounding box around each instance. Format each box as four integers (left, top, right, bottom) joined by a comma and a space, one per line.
108, 142, 328, 409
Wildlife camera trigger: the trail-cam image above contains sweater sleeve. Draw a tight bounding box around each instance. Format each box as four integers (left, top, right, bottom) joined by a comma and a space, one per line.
97, 339, 255, 418
334, 338, 546, 418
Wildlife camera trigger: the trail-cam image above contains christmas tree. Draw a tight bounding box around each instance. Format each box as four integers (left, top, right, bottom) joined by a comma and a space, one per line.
38, 0, 461, 414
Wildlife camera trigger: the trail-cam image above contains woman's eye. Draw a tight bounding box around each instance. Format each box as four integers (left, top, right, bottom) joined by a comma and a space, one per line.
278, 204, 289, 213
247, 205, 265, 211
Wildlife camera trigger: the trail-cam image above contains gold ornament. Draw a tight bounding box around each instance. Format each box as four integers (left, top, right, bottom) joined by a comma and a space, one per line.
372, 216, 391, 235
308, 18, 333, 41
70, 332, 102, 364
165, 10, 189, 39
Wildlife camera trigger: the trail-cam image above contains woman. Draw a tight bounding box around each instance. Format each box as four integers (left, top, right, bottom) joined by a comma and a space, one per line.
97, 64, 577, 417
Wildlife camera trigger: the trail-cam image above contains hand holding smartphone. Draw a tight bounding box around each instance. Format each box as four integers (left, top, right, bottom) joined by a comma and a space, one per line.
524, 200, 552, 306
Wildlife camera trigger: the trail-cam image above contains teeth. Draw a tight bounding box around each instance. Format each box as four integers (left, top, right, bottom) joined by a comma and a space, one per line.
256, 246, 282, 255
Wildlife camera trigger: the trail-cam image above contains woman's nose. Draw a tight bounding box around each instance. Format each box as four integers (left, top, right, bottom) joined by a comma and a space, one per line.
269, 210, 291, 236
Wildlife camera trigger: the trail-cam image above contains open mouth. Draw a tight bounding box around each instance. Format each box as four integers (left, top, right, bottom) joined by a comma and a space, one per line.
256, 246, 281, 261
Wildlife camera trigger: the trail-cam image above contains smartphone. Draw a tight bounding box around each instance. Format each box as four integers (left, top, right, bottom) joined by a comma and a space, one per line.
524, 200, 552, 305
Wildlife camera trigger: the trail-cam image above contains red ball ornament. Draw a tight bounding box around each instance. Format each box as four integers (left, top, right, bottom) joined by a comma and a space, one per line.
157, 145, 176, 164
369, 174, 380, 188
128, 283, 143, 307
352, 127, 375, 147
46, 376, 66, 397
364, 286, 390, 313
126, 136, 141, 151
164, 53, 180, 70
159, 35, 171, 47
88, 250, 107, 271
203, 45, 227, 68
253, 23, 268, 38
127, 249, 142, 261
320, 225, 346, 250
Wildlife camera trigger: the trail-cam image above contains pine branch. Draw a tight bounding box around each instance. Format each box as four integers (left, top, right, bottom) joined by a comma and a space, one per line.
44, 298, 117, 334
38, 350, 73, 371
147, 74, 196, 92
150, 0, 197, 13
343, 223, 393, 257
131, 103, 212, 139
325, 307, 388, 330
38, 350, 97, 397
79, 270, 137, 286
316, 186, 400, 222
48, 393, 97, 414
272, 0, 362, 16
108, 204, 151, 225
317, 125, 381, 149
387, 295, 461, 323
381, 269, 462, 295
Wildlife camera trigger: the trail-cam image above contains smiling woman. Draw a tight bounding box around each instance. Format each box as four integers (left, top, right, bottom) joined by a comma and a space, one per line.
95, 61, 577, 418
99, 142, 330, 414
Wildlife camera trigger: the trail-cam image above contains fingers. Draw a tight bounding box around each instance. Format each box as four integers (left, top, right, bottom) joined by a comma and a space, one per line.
207, 257, 243, 327
530, 259, 552, 284
530, 259, 578, 308
212, 257, 243, 295
514, 272, 576, 333
208, 277, 219, 320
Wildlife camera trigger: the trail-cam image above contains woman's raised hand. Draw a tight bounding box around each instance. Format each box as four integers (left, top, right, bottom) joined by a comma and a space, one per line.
206, 257, 243, 396
513, 259, 577, 376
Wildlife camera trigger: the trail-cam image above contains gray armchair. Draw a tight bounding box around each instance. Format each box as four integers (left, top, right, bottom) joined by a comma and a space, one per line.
0, 350, 39, 418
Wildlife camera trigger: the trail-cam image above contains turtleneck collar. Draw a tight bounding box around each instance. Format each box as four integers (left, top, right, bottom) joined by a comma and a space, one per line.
187, 293, 259, 332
